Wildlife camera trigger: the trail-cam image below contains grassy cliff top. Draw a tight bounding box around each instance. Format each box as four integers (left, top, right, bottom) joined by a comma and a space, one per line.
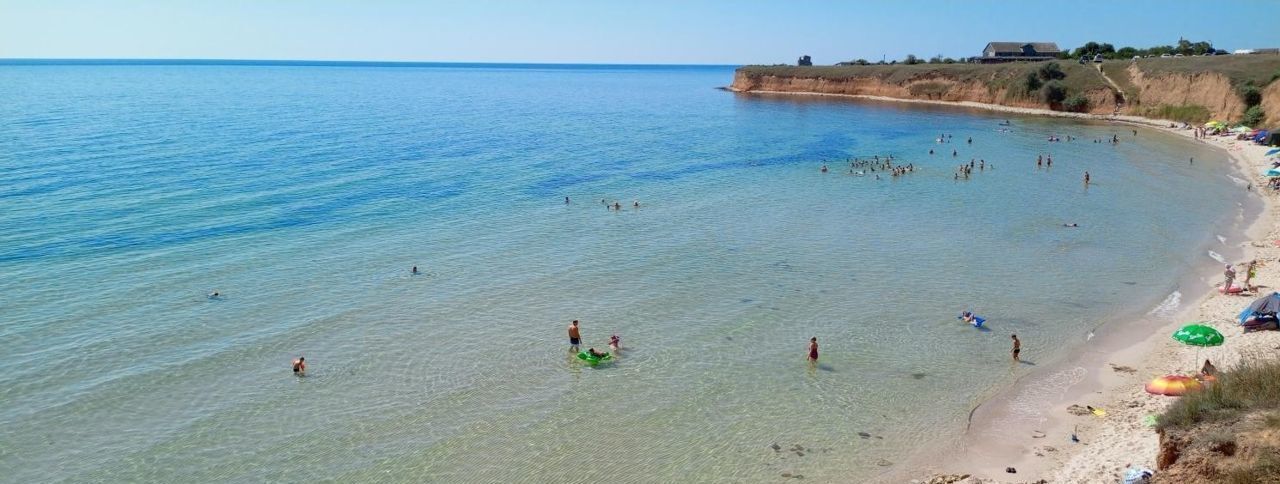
737, 62, 1112, 95
1127, 55, 1280, 87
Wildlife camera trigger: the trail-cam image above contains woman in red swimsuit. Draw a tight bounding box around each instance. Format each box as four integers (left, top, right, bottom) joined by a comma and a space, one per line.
807, 337, 819, 362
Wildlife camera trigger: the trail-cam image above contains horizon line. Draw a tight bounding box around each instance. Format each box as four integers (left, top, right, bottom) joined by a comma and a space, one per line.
0, 57, 745, 68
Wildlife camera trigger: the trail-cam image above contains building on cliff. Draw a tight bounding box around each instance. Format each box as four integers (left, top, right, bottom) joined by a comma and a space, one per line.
975, 42, 1061, 63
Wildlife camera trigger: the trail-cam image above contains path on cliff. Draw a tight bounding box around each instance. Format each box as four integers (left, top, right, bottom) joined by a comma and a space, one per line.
1094, 64, 1127, 114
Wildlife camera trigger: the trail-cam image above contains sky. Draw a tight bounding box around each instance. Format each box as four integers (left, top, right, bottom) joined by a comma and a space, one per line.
2, 0, 1279, 64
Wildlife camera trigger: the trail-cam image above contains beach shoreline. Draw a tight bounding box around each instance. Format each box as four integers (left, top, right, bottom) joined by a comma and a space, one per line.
923, 127, 1278, 484
725, 89, 1280, 483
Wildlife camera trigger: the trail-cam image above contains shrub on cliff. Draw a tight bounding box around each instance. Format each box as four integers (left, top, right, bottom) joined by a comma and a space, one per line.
1062, 94, 1090, 112
1038, 62, 1066, 81
1238, 82, 1262, 107
903, 54, 921, 65
1243, 105, 1265, 127
1041, 81, 1067, 105
1023, 72, 1042, 93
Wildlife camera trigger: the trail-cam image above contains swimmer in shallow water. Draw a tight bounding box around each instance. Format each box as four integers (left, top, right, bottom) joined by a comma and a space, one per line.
208, 291, 221, 299
292, 356, 306, 375
1063, 223, 1078, 228
609, 335, 620, 351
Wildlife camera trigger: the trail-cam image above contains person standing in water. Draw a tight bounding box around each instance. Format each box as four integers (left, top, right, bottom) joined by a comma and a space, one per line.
568, 320, 582, 351
1010, 335, 1021, 362
1084, 171, 1090, 185
292, 356, 306, 375
807, 337, 819, 362
565, 196, 570, 204
411, 266, 419, 275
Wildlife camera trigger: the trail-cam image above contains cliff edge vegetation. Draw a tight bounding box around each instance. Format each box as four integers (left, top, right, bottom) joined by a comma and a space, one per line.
731, 62, 1116, 114
732, 55, 1280, 124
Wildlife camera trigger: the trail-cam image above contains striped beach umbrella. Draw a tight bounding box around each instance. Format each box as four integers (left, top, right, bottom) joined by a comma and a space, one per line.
1146, 375, 1202, 396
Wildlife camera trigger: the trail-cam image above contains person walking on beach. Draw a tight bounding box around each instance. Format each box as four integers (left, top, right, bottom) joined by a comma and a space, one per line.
1224, 264, 1237, 292
1010, 335, 1021, 362
1245, 260, 1258, 289
807, 337, 819, 362
292, 356, 306, 375
568, 320, 582, 351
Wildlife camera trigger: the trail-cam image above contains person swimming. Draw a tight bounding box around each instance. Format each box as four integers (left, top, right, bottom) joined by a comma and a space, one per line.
961, 311, 976, 324
208, 291, 221, 298
609, 335, 620, 351
1063, 223, 1079, 227
292, 356, 306, 375
411, 266, 420, 275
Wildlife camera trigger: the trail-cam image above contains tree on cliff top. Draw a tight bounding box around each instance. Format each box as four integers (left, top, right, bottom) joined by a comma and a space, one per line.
903, 54, 921, 65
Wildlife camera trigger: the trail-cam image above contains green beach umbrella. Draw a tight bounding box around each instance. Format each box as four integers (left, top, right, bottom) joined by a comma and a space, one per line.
1174, 323, 1224, 371
1173, 323, 1224, 347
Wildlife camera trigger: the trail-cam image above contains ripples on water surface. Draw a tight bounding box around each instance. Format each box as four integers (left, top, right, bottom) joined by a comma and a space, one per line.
0, 62, 1242, 482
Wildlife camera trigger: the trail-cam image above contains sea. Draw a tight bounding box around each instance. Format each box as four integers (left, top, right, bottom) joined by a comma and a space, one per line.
0, 61, 1247, 482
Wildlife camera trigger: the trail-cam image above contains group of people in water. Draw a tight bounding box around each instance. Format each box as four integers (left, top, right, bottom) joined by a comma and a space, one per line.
819, 154, 913, 181
568, 319, 621, 360
953, 159, 988, 180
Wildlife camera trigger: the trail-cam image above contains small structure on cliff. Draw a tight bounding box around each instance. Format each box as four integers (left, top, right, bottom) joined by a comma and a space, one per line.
797, 55, 812, 66
976, 42, 1061, 63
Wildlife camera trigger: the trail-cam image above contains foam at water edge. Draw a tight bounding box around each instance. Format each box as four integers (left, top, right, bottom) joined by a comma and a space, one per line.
1208, 250, 1226, 264
1147, 291, 1182, 318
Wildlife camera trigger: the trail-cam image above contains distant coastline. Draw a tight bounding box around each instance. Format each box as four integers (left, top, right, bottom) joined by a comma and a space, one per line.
0, 58, 739, 69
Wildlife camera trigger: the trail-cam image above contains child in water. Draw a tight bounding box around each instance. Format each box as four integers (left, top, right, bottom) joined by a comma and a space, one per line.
587, 347, 608, 358
608, 335, 620, 351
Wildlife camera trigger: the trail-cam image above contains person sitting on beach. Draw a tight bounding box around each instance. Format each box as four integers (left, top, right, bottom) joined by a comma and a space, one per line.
292, 356, 306, 375
587, 347, 607, 358
609, 335, 620, 351
1201, 359, 1218, 378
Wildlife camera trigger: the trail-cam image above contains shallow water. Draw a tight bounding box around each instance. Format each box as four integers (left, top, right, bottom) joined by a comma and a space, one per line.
0, 62, 1241, 482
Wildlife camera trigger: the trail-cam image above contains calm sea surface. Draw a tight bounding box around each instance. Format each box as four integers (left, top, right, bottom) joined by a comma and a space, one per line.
0, 62, 1244, 482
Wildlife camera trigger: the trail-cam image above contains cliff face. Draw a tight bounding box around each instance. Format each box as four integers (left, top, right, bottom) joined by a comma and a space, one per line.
1124, 64, 1245, 120
729, 69, 1117, 115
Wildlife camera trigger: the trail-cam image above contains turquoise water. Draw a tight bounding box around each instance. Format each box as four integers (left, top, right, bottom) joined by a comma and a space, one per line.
0, 62, 1242, 482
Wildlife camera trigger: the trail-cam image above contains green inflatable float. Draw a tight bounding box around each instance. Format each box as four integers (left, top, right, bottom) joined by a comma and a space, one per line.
577, 351, 612, 366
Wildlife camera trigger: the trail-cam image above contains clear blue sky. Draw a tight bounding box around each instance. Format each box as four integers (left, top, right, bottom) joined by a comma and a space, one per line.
2, 0, 1278, 64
